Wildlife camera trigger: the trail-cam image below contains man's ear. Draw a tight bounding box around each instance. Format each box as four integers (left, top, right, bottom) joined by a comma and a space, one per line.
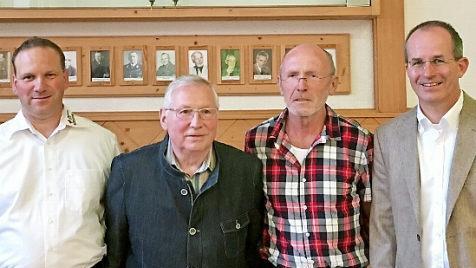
12, 74, 18, 96
278, 75, 284, 96
457, 57, 469, 78
328, 75, 339, 95
159, 109, 168, 131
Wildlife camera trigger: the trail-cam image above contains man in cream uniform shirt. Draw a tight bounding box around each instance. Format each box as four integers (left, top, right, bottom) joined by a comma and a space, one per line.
370, 20, 476, 267
0, 37, 120, 267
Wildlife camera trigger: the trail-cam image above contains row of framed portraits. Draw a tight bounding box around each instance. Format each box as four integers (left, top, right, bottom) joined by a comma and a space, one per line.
0, 34, 350, 96
0, 46, 286, 87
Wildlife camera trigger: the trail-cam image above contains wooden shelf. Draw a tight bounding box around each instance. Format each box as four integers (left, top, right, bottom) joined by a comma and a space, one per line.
0, 3, 380, 22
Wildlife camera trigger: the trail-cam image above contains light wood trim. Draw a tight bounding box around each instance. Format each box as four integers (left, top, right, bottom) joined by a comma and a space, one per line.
0, 109, 402, 123
373, 0, 406, 113
0, 4, 380, 22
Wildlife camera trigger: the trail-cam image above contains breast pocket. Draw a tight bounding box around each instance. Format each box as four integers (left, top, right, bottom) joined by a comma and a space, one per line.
220, 213, 250, 258
65, 169, 104, 213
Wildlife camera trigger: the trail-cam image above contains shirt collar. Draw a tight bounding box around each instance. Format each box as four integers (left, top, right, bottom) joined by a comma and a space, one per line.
417, 90, 463, 134
4, 107, 79, 140
270, 105, 342, 146
165, 137, 216, 175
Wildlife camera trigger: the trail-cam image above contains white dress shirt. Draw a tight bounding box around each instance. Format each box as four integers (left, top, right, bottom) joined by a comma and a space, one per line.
417, 91, 463, 268
0, 108, 120, 268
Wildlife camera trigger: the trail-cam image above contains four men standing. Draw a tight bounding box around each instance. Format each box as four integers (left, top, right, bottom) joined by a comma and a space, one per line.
1, 19, 474, 268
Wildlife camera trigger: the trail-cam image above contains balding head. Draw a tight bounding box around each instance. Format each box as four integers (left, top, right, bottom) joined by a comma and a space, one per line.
281, 44, 335, 77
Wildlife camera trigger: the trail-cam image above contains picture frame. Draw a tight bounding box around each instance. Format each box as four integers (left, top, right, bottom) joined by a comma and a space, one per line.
187, 48, 209, 80
154, 47, 177, 84
88, 47, 113, 86
62, 47, 81, 86
218, 46, 243, 84
0, 50, 12, 87
250, 46, 276, 84
121, 47, 147, 85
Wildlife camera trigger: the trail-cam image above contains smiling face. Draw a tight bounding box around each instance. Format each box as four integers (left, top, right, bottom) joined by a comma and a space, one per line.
191, 51, 204, 67
13, 46, 68, 124
160, 83, 218, 158
406, 26, 468, 114
278, 44, 337, 119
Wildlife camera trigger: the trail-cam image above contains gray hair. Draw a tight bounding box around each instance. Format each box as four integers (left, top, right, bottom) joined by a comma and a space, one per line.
163, 75, 219, 109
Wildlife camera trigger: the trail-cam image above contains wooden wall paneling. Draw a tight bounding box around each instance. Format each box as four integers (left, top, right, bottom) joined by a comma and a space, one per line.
1, 109, 400, 152
373, 0, 406, 113
0, 34, 351, 97
0, 4, 380, 22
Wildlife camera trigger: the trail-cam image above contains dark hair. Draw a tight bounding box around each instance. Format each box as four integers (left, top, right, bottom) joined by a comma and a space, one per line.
12, 37, 65, 75
405, 20, 463, 62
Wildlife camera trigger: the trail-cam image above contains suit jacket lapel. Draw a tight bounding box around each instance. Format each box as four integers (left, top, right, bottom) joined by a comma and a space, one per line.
397, 109, 422, 227
446, 93, 476, 224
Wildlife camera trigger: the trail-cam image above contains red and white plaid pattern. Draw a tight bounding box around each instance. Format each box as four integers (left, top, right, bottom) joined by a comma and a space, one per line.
245, 106, 373, 268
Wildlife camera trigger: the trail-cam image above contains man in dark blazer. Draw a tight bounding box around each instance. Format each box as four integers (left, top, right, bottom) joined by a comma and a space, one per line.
156, 52, 176, 77
370, 20, 476, 267
91, 51, 110, 79
105, 75, 264, 268
252, 50, 271, 76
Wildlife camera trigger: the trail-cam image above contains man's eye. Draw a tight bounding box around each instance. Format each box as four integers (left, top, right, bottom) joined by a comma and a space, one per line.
411, 60, 423, 67
201, 109, 212, 115
432, 58, 446, 65
179, 109, 193, 115
22, 75, 34, 81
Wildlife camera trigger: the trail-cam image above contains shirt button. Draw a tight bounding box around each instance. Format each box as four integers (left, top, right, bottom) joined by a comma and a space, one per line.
301, 178, 306, 182
305, 232, 310, 237
303, 205, 307, 210
48, 219, 53, 224
417, 234, 421, 241
180, 189, 188, 196
189, 228, 197, 236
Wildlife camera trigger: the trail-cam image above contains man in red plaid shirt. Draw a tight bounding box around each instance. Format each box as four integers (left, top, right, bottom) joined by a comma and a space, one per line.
245, 44, 373, 267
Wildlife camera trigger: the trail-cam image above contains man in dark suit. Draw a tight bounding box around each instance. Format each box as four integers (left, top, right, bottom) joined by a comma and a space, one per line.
370, 20, 476, 267
105, 75, 264, 268
123, 51, 142, 79
156, 52, 175, 77
91, 51, 110, 79
253, 50, 271, 76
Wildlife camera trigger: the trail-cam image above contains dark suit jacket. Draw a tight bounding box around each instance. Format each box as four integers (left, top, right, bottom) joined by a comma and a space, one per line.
370, 92, 476, 267
105, 138, 264, 268
91, 61, 110, 78
156, 63, 175, 76
253, 64, 270, 75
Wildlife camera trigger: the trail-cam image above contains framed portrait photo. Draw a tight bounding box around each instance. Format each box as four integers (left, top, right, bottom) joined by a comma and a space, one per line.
122, 48, 146, 85
251, 47, 274, 83
63, 47, 81, 86
187, 48, 208, 80
89, 48, 112, 85
0, 50, 12, 87
218, 47, 243, 84
155, 48, 177, 83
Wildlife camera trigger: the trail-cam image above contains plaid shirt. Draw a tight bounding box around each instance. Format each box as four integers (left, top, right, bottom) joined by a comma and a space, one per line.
245, 106, 373, 268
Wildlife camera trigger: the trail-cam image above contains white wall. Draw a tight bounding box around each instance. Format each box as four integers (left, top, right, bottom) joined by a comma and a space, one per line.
405, 0, 476, 107
0, 20, 374, 113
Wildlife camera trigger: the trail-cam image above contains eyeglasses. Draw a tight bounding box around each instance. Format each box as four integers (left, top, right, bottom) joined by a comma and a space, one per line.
407, 57, 457, 70
164, 107, 218, 120
281, 73, 333, 85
